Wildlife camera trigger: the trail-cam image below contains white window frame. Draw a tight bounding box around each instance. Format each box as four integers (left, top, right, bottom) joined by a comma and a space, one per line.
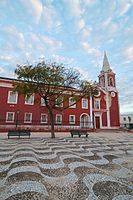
7, 91, 18, 104
94, 99, 100, 109
6, 112, 15, 122
56, 114, 62, 124
55, 96, 63, 107
82, 98, 88, 109
25, 95, 34, 105
69, 97, 76, 108
69, 115, 75, 124
41, 97, 46, 106
41, 114, 48, 123
24, 113, 32, 123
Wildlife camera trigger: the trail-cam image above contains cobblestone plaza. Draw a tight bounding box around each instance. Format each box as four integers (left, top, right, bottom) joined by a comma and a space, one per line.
0, 131, 133, 200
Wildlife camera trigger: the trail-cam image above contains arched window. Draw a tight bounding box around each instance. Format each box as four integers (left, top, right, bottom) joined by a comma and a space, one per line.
109, 77, 114, 86
100, 78, 104, 87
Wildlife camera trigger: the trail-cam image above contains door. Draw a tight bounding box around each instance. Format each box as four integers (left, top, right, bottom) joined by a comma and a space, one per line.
95, 116, 100, 129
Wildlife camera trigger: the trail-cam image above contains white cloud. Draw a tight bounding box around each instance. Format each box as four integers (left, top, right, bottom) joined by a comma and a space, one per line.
83, 0, 96, 5
124, 46, 133, 61
76, 66, 91, 80
81, 41, 101, 57
120, 103, 133, 114
52, 54, 75, 65
118, 0, 131, 17
20, 0, 43, 24
102, 17, 118, 33
41, 35, 62, 50
102, 17, 112, 26
41, 5, 61, 30
66, 0, 82, 17
77, 19, 85, 30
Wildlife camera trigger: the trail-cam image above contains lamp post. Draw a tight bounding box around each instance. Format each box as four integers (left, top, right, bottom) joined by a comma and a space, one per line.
16, 110, 19, 129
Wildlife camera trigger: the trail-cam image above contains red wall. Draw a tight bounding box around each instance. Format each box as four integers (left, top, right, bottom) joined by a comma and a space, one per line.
110, 93, 120, 127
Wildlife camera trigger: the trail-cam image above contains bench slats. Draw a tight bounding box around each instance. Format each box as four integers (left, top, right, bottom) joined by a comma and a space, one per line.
70, 130, 88, 138
8, 130, 31, 139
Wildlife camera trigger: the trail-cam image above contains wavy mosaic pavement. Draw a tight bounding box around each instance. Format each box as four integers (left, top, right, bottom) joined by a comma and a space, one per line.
0, 134, 133, 200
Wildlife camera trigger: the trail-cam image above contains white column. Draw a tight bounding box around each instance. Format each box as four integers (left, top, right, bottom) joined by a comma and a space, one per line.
106, 93, 110, 128
90, 96, 93, 128
105, 73, 108, 91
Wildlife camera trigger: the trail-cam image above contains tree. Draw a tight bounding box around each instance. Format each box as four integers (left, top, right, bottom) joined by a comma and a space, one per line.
13, 61, 98, 138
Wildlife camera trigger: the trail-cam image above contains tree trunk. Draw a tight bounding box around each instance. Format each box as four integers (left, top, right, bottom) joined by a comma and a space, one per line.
44, 97, 55, 138
48, 108, 55, 138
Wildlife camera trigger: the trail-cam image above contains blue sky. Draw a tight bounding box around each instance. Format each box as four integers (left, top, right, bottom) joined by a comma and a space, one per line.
0, 0, 133, 114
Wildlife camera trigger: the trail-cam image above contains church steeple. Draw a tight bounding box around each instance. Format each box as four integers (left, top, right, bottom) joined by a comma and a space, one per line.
99, 52, 116, 89
102, 51, 111, 72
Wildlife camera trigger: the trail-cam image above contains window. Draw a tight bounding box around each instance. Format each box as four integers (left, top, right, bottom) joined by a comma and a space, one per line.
123, 117, 126, 121
55, 96, 63, 107
56, 114, 62, 124
6, 112, 15, 122
94, 99, 100, 109
7, 91, 18, 104
69, 115, 75, 124
69, 97, 76, 108
128, 116, 131, 123
41, 97, 46, 106
109, 77, 114, 86
25, 95, 34, 105
41, 114, 48, 123
100, 78, 104, 87
24, 113, 32, 123
82, 98, 88, 109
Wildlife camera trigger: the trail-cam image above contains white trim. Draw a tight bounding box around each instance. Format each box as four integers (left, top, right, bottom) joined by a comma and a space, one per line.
41, 97, 46, 106
90, 96, 93, 128
55, 114, 62, 124
0, 82, 12, 88
94, 98, 100, 110
6, 112, 15, 122
41, 113, 48, 123
25, 95, 34, 105
80, 113, 90, 128
55, 96, 63, 107
106, 94, 110, 128
94, 113, 102, 128
105, 73, 108, 91
69, 97, 76, 108
101, 126, 120, 129
24, 113, 32, 123
69, 115, 75, 124
7, 91, 18, 104
82, 98, 88, 109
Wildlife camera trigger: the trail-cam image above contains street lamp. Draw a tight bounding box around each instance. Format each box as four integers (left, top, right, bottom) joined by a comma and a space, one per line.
15, 110, 19, 129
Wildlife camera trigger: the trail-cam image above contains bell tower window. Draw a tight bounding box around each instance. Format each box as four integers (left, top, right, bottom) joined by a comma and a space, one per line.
100, 77, 104, 87
109, 77, 114, 86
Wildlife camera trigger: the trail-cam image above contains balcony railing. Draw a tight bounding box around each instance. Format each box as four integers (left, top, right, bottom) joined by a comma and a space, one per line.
0, 119, 94, 131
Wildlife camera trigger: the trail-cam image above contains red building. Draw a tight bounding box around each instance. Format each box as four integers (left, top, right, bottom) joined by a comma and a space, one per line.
0, 53, 120, 132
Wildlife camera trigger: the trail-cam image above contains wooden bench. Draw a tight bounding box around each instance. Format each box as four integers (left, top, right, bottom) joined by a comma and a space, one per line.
8, 130, 31, 139
70, 130, 88, 138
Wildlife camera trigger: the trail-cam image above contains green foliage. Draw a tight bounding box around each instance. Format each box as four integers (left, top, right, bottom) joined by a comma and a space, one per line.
80, 81, 99, 96
13, 60, 98, 137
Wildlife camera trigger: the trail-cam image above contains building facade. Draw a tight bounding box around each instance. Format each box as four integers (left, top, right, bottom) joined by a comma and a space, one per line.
0, 53, 120, 132
120, 114, 133, 129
